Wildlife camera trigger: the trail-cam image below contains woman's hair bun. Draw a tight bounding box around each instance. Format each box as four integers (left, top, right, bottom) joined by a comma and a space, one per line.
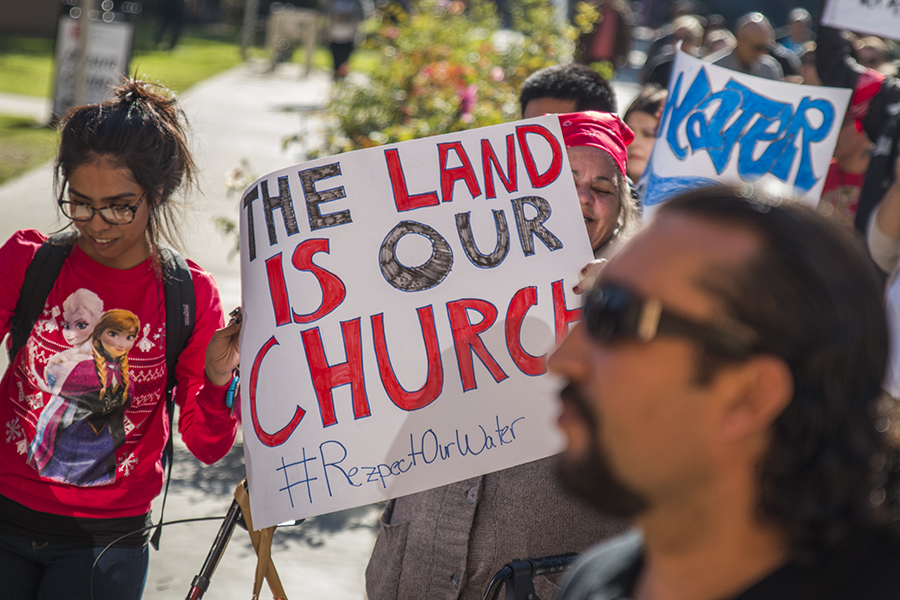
113, 79, 176, 108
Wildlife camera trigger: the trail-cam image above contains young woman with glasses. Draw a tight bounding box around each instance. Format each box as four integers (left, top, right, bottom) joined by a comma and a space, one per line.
0, 79, 241, 600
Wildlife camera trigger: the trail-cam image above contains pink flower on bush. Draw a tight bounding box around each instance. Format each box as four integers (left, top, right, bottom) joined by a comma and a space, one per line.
458, 84, 477, 116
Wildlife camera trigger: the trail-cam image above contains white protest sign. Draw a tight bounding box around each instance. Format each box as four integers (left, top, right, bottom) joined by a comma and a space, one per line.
52, 17, 133, 119
239, 116, 593, 529
639, 49, 851, 216
822, 0, 900, 41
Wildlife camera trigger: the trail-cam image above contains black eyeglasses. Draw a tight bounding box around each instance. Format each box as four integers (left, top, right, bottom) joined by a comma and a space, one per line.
58, 189, 146, 225
583, 283, 758, 357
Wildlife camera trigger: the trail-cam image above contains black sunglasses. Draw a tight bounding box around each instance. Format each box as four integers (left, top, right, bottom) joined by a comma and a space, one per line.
583, 283, 758, 357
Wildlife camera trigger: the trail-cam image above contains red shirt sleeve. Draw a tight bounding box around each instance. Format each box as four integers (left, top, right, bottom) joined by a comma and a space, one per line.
173, 261, 238, 465
0, 230, 47, 346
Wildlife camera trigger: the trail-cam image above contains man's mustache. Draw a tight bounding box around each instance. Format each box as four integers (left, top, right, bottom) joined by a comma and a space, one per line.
559, 381, 598, 428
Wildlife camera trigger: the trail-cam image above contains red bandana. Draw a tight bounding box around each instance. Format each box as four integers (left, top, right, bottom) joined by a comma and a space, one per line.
558, 111, 634, 177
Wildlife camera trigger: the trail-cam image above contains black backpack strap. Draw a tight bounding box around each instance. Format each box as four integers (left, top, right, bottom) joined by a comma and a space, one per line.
150, 247, 196, 550
8, 232, 77, 363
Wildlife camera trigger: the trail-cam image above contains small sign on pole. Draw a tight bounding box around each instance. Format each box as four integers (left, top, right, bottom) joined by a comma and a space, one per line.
52, 16, 133, 120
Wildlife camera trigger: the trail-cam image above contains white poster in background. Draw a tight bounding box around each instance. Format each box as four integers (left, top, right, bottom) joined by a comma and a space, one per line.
52, 17, 133, 119
639, 49, 851, 217
239, 116, 594, 529
822, 0, 900, 41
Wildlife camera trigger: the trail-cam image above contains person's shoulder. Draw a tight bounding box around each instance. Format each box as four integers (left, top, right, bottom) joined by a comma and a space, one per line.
560, 530, 643, 600
706, 47, 733, 65
181, 258, 222, 301
0, 229, 48, 279
183, 257, 211, 279
758, 54, 784, 77
1, 229, 47, 255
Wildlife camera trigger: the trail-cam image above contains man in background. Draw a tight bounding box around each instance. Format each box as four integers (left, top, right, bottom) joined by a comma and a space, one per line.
520, 63, 618, 119
709, 12, 783, 80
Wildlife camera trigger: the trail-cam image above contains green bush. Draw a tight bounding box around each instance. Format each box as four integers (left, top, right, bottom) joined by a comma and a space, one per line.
304, 0, 577, 156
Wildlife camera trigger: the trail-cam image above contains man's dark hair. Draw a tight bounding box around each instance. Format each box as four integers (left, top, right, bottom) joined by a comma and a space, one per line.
658, 186, 900, 560
519, 63, 617, 116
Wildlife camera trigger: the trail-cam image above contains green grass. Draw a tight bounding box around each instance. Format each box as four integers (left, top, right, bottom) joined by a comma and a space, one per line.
0, 28, 246, 97
0, 115, 58, 185
0, 28, 381, 98
0, 37, 56, 97
0, 27, 378, 183
129, 32, 244, 93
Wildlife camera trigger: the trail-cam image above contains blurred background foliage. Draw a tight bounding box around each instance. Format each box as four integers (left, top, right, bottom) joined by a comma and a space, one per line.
299, 0, 578, 157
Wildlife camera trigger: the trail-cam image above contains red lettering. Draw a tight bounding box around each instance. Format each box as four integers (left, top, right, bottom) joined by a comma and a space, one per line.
265, 253, 292, 327
439, 141, 481, 202
505, 286, 547, 376
552, 279, 582, 345
291, 239, 346, 324
249, 336, 306, 446
516, 124, 563, 188
385, 148, 440, 212
447, 299, 508, 392
301, 319, 371, 427
372, 306, 443, 410
482, 135, 518, 199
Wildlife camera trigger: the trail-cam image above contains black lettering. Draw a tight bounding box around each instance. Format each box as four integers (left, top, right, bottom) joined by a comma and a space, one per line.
455, 209, 510, 268
261, 176, 300, 246
242, 186, 259, 261
379, 221, 454, 291
299, 163, 353, 230
510, 196, 563, 256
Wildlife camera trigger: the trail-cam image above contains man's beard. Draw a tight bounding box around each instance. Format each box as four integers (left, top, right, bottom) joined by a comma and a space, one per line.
555, 382, 650, 518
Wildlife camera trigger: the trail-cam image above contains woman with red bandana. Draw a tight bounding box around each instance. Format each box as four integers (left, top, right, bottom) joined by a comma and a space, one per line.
558, 111, 637, 260
365, 111, 635, 600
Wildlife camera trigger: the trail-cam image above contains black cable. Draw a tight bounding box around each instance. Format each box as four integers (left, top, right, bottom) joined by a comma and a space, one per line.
90, 515, 226, 600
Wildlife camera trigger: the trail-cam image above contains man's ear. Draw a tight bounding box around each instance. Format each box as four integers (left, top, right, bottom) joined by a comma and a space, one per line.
719, 356, 793, 442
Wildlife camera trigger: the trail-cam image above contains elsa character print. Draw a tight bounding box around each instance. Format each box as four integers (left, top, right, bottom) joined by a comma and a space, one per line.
46, 288, 104, 391
31, 309, 139, 486
28, 289, 104, 469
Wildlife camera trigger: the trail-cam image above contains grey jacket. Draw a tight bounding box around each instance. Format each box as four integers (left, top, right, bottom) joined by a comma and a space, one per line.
365, 456, 627, 600
709, 48, 784, 81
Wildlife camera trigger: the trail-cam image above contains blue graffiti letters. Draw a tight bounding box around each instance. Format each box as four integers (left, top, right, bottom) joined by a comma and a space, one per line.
662, 67, 836, 193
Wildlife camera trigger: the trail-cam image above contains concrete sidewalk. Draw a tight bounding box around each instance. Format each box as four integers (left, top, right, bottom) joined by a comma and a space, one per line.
0, 62, 380, 600
0, 92, 51, 122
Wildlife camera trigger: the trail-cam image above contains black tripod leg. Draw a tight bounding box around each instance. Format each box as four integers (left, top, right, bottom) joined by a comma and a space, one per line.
185, 498, 244, 600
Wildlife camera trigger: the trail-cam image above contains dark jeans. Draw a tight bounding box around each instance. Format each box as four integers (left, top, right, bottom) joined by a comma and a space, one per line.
0, 530, 148, 600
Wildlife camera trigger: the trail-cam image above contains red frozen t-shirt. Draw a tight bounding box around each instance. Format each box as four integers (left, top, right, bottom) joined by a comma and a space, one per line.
0, 230, 237, 519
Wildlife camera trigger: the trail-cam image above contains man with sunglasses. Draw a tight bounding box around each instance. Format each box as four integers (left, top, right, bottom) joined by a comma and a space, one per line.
551, 187, 900, 600
708, 13, 783, 81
